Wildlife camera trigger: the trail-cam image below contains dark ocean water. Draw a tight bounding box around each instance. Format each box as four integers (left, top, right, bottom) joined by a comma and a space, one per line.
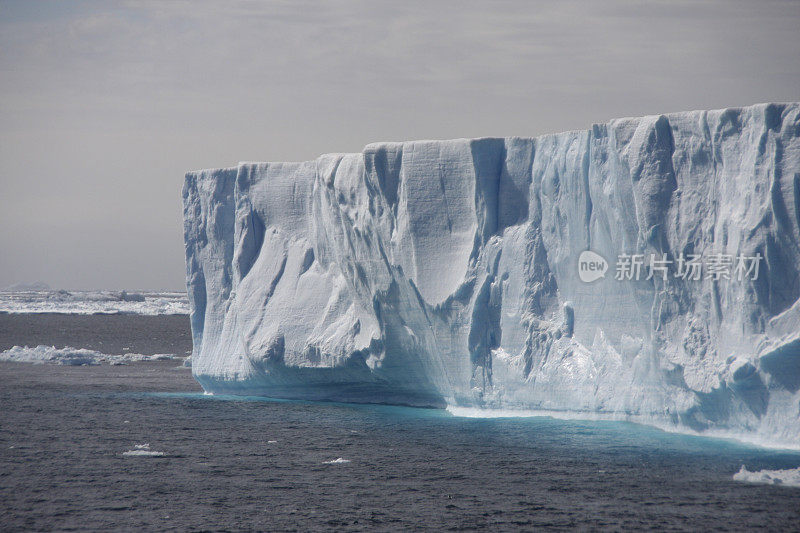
2, 361, 800, 531
0, 312, 192, 355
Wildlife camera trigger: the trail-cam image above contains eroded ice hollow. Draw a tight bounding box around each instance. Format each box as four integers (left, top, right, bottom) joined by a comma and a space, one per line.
183, 103, 800, 447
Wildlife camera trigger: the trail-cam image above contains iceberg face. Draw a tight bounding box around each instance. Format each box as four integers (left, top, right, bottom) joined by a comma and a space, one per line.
183, 103, 800, 447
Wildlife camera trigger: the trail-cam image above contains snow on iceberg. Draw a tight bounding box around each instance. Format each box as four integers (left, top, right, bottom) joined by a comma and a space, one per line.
183, 103, 800, 447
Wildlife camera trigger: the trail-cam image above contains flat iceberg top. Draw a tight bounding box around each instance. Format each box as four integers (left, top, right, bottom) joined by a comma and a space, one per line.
183, 102, 800, 448
186, 103, 794, 169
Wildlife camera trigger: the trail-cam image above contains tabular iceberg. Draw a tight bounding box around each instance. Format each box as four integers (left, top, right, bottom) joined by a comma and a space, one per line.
183, 103, 800, 447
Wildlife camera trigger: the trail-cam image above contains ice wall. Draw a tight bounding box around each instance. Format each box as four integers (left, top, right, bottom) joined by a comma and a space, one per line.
183, 103, 800, 447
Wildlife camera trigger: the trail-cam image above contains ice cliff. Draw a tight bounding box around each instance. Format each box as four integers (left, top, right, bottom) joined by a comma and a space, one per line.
183, 103, 800, 447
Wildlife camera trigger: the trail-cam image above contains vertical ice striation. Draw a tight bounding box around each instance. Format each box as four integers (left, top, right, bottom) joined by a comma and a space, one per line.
183, 103, 800, 447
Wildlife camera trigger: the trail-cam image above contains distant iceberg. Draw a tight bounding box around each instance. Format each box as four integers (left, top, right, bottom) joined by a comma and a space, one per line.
183, 103, 800, 448
1, 281, 51, 292
0, 345, 104, 366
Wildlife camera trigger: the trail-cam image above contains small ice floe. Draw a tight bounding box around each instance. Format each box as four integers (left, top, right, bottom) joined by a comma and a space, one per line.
733, 465, 800, 488
0, 345, 179, 366
0, 345, 102, 366
322, 458, 350, 464
122, 443, 165, 457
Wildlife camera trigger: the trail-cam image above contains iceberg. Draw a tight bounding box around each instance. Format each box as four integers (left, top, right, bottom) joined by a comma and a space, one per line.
183, 103, 800, 447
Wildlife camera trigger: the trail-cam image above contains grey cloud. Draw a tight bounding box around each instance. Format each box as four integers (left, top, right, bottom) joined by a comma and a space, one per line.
0, 0, 798, 289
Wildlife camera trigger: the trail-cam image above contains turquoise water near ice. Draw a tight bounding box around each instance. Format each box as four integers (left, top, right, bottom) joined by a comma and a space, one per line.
2, 362, 800, 530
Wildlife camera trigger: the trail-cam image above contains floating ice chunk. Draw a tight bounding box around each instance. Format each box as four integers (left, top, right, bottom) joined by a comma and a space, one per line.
0, 345, 179, 366
122, 443, 165, 457
122, 450, 165, 457
118, 290, 145, 302
0, 345, 102, 366
733, 466, 800, 488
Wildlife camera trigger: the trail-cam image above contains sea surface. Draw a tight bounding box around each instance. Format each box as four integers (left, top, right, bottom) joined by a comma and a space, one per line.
1, 313, 800, 531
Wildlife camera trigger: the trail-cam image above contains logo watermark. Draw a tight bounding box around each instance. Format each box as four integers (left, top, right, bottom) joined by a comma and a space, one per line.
578, 251, 762, 283
577, 250, 608, 282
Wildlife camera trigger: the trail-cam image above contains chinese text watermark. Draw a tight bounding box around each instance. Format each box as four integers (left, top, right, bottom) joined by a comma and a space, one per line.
578, 251, 762, 283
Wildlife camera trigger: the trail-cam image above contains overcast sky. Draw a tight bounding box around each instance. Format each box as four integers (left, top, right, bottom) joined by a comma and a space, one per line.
1, 0, 799, 290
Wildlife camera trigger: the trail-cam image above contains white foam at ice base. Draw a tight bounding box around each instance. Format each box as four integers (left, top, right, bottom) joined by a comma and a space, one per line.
322, 458, 350, 464
0, 345, 181, 366
122, 443, 165, 457
734, 466, 800, 488
447, 405, 627, 420
0, 290, 189, 315
184, 102, 800, 448
446, 406, 800, 452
